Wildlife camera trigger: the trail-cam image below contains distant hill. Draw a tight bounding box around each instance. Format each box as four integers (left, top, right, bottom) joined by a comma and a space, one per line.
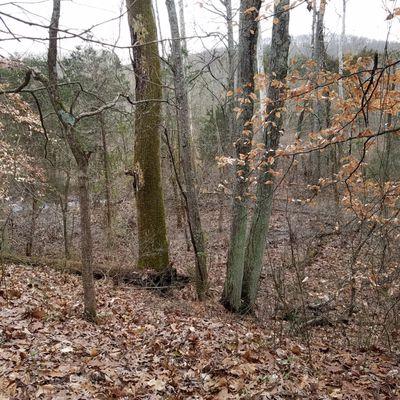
290, 34, 400, 58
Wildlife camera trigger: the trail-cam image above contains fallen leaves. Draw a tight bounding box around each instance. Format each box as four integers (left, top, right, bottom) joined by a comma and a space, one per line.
25, 307, 46, 320
0, 264, 399, 399
147, 378, 167, 392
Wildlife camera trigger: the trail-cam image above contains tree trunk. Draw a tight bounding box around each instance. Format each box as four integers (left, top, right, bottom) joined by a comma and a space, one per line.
166, 0, 208, 299
222, 0, 262, 312
178, 0, 187, 51
45, 0, 97, 321
253, 20, 267, 144
225, 0, 236, 153
313, 0, 327, 121
241, 0, 290, 313
126, 0, 170, 272
61, 203, 70, 259
310, 0, 328, 183
338, 0, 347, 99
100, 114, 113, 247
26, 195, 39, 257
60, 172, 70, 259
381, 64, 397, 188
76, 157, 97, 321
177, 0, 198, 178
153, 0, 166, 58
311, 0, 317, 50
59, 130, 97, 321
337, 0, 347, 171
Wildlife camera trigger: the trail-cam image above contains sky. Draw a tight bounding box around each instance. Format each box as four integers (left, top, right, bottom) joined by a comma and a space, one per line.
0, 0, 398, 62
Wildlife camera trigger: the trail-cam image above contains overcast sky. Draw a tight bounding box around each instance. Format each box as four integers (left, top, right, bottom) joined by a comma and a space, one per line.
0, 0, 398, 62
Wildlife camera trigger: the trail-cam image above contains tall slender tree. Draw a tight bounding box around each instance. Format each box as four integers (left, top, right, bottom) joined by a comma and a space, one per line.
222, 0, 262, 312
310, 0, 329, 182
47, 0, 97, 321
224, 0, 236, 149
166, 0, 208, 299
25, 0, 108, 320
241, 0, 291, 313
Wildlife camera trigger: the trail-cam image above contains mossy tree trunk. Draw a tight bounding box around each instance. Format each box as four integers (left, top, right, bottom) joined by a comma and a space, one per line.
241, 0, 290, 313
126, 0, 169, 273
222, 0, 262, 312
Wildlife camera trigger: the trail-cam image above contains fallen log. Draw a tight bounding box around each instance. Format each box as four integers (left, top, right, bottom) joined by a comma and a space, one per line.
0, 253, 190, 289
0, 252, 83, 274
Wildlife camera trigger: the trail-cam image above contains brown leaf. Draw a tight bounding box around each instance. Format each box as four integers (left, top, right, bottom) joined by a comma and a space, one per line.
89, 347, 100, 357
26, 307, 46, 320
243, 350, 260, 362
216, 387, 229, 399
291, 344, 303, 355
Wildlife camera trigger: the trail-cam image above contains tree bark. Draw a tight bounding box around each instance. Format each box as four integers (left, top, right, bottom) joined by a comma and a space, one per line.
222, 0, 262, 312
60, 203, 70, 260
241, 0, 290, 313
253, 19, 267, 144
26, 195, 39, 257
126, 0, 170, 272
153, 0, 166, 58
60, 172, 71, 260
100, 114, 113, 247
63, 130, 97, 321
310, 0, 328, 183
166, 0, 208, 299
337, 0, 347, 170
42, 0, 97, 321
177, 0, 198, 176
225, 0, 236, 153
338, 0, 347, 99
76, 156, 97, 321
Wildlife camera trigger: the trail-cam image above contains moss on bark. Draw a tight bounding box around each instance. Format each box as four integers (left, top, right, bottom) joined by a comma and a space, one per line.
127, 0, 169, 271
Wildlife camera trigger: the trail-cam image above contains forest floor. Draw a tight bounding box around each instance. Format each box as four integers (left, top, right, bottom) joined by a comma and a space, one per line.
1, 196, 399, 399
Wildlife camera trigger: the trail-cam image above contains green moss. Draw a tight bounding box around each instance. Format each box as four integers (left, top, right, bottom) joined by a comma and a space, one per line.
127, 0, 169, 271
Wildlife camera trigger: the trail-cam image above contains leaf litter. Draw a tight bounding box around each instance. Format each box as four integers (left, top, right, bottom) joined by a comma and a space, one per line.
0, 263, 398, 399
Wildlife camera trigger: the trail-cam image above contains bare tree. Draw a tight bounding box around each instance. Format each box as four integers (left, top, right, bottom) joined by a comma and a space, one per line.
29, 0, 99, 320
222, 0, 262, 312
224, 0, 236, 149
310, 0, 330, 182
166, 0, 208, 299
241, 0, 291, 313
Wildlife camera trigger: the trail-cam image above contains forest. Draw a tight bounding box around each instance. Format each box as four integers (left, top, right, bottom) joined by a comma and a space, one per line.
0, 0, 399, 398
